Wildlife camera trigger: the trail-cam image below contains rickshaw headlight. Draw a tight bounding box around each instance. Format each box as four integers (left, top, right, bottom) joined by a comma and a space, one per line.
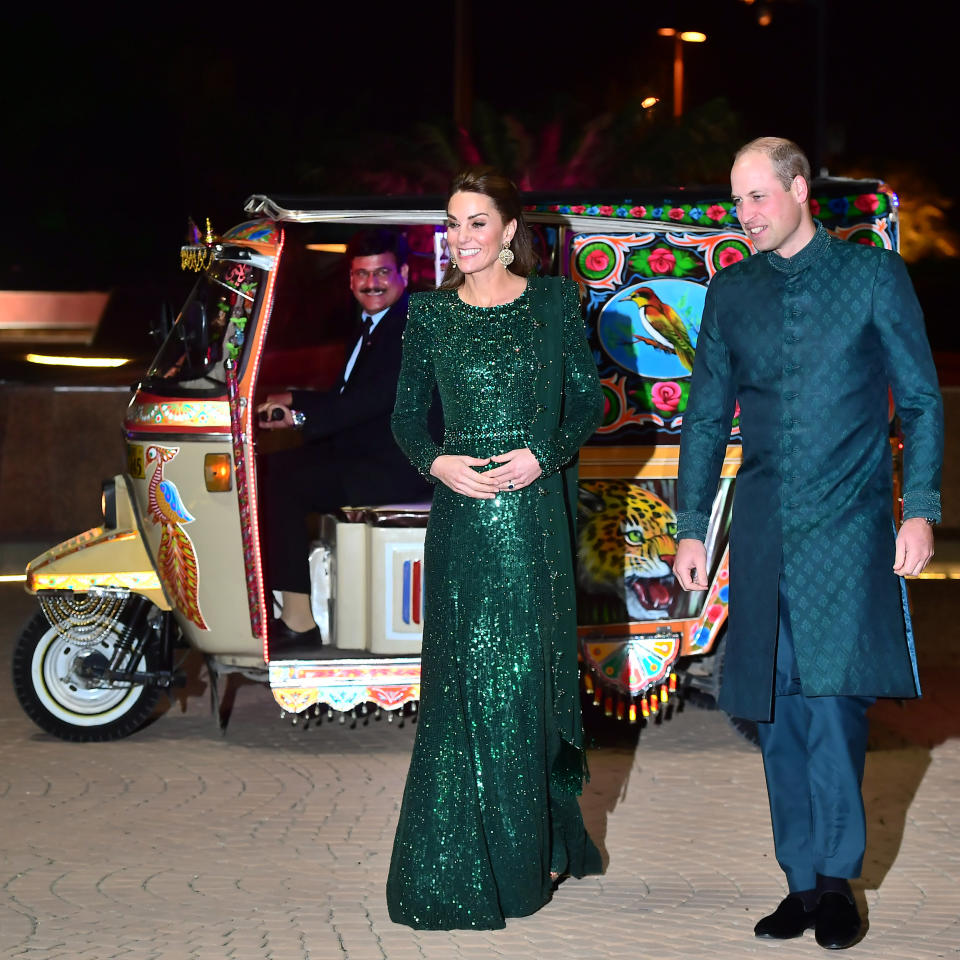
204, 453, 233, 492
101, 480, 117, 529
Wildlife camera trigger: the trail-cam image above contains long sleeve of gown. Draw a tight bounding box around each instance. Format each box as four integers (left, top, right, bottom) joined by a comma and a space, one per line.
391, 295, 443, 481
676, 280, 737, 542
873, 252, 944, 522
528, 277, 604, 478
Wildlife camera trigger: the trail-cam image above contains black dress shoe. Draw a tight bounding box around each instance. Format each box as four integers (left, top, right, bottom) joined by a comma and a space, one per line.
268, 619, 322, 658
815, 892, 862, 949
754, 894, 817, 939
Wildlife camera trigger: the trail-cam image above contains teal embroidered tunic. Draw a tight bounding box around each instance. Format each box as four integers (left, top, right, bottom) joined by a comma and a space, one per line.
677, 224, 943, 720
386, 277, 603, 929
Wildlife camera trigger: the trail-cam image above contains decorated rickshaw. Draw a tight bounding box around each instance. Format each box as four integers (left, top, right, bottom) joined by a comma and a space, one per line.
12, 180, 901, 740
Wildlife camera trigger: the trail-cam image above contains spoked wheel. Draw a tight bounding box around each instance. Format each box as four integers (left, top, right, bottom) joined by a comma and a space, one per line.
12, 606, 162, 742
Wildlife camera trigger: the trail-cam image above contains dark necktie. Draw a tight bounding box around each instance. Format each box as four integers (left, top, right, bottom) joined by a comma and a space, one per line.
360, 313, 374, 348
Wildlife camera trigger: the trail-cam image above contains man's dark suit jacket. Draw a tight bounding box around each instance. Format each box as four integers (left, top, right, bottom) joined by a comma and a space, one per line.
289, 294, 436, 505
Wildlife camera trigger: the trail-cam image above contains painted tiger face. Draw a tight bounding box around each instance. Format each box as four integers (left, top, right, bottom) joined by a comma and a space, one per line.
578, 481, 678, 621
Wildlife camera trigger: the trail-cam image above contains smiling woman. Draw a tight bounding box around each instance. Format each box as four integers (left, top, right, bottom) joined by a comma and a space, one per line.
386, 167, 605, 930
439, 167, 539, 291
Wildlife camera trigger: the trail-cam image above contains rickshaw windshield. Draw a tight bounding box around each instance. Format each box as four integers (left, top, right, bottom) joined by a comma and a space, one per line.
145, 255, 265, 391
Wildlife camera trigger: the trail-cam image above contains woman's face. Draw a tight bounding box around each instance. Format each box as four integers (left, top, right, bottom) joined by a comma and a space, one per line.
446, 190, 516, 277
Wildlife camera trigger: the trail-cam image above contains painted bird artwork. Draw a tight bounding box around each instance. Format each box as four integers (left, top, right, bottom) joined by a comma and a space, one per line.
624, 286, 696, 372
145, 445, 209, 630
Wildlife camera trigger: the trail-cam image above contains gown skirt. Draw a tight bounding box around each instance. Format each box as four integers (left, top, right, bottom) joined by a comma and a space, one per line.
386, 462, 601, 930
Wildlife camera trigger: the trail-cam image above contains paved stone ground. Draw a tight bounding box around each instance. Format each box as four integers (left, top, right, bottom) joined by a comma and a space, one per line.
1, 581, 958, 960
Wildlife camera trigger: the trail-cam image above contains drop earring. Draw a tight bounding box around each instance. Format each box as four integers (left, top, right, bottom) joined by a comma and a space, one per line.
498, 241, 515, 268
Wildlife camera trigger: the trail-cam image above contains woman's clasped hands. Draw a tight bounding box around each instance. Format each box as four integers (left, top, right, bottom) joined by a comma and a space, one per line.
430, 448, 543, 499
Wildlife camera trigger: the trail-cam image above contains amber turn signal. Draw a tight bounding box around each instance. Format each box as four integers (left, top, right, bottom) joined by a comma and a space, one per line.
204, 453, 233, 492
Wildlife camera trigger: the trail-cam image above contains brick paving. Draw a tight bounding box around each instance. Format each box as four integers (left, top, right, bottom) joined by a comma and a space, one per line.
1, 581, 958, 960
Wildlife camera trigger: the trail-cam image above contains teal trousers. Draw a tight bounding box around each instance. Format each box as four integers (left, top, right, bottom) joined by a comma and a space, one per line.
755, 586, 873, 892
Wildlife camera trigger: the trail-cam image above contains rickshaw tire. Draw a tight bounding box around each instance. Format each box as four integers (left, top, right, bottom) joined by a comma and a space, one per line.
12, 608, 163, 743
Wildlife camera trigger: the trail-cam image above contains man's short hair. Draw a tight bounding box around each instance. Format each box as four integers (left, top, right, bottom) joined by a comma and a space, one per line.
735, 137, 812, 191
346, 228, 409, 268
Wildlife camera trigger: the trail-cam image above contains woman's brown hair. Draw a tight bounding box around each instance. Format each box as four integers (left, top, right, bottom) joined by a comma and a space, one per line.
439, 166, 539, 290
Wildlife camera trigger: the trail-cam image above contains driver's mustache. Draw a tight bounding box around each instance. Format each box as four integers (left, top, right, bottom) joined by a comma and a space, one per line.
360, 287, 387, 295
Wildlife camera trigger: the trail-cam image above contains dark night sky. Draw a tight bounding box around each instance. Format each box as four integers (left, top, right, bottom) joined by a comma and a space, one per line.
3, 0, 957, 294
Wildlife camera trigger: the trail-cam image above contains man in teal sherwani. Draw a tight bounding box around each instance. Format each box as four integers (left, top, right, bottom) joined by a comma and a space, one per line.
675, 138, 943, 950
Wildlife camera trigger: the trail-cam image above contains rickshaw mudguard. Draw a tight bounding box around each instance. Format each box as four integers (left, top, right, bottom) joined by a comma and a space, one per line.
25, 474, 170, 610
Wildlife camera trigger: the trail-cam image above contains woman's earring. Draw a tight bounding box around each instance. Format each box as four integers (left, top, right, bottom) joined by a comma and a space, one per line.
448, 253, 457, 268
498, 241, 515, 268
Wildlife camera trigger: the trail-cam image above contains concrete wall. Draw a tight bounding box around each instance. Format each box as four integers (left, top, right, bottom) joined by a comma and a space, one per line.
940, 387, 960, 531
0, 385, 130, 540
0, 384, 956, 541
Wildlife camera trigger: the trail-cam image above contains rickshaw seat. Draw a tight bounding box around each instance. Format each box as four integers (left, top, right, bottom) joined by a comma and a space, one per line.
340, 503, 432, 528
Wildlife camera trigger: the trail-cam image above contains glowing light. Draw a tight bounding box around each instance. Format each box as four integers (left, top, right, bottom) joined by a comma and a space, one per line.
0, 574, 26, 583
657, 27, 676, 36
306, 243, 348, 253
679, 31, 707, 42
26, 354, 130, 368
757, 11, 772, 26
641, 96, 660, 109
204, 453, 233, 492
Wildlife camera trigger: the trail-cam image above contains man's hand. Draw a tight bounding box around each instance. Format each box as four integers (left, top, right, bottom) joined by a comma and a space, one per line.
893, 517, 935, 578
485, 448, 543, 492
257, 392, 294, 430
430, 455, 498, 499
674, 538, 709, 591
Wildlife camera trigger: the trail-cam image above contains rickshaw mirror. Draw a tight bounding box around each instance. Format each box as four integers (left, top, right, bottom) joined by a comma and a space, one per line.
204, 453, 233, 492
152, 302, 174, 346
177, 299, 209, 373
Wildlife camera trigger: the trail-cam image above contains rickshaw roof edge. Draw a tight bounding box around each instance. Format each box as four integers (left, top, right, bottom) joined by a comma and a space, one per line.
245, 177, 892, 233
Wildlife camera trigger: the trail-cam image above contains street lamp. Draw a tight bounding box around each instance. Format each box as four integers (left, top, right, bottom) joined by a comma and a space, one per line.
657, 28, 707, 118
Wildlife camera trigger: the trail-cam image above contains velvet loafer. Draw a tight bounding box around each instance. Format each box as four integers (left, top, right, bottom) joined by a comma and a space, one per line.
754, 894, 817, 939
815, 892, 862, 949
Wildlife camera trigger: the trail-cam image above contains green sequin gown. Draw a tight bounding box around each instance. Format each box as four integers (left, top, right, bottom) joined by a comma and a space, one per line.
387, 278, 603, 930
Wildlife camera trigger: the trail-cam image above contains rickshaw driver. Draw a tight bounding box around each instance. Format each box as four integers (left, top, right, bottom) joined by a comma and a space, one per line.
257, 229, 435, 654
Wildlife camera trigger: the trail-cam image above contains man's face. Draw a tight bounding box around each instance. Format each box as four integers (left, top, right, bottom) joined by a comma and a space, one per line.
349, 253, 408, 315
730, 150, 807, 257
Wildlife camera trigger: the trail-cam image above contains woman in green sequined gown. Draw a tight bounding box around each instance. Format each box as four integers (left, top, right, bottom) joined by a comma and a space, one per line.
387, 169, 604, 930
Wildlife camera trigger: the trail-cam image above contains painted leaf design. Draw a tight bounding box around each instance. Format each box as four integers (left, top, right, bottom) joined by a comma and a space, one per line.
158, 523, 209, 630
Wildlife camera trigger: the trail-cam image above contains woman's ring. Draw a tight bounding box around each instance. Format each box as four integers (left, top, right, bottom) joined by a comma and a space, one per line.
507, 482, 515, 489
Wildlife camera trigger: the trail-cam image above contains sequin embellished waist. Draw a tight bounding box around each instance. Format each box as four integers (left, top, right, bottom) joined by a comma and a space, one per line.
442, 425, 529, 456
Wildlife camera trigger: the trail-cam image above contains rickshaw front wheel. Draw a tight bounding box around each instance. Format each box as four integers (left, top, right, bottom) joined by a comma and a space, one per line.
12, 608, 162, 742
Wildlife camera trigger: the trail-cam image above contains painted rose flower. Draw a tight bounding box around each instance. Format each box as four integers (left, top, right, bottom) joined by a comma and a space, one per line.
647, 247, 677, 274
570, 205, 585, 214
584, 248, 611, 272
718, 246, 744, 268
809, 198, 821, 216
599, 205, 614, 216
854, 193, 879, 213
651, 380, 683, 412
707, 604, 724, 622
706, 203, 727, 222
668, 206, 686, 221
630, 205, 647, 218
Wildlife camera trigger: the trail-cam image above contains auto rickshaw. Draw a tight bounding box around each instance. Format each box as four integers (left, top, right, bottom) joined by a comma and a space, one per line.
12, 180, 903, 740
